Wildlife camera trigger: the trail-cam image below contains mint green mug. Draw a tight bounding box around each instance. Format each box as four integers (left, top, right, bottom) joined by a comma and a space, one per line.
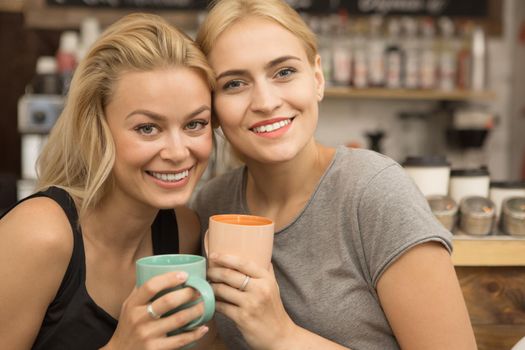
136, 254, 215, 334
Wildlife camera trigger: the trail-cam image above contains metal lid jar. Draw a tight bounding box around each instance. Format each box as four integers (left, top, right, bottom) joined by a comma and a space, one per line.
502, 197, 525, 236
427, 195, 458, 232
459, 196, 496, 236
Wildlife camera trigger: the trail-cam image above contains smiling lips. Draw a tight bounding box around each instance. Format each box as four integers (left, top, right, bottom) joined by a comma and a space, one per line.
147, 169, 189, 183
249, 117, 293, 138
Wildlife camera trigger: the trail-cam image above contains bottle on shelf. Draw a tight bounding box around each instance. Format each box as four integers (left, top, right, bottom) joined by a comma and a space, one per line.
401, 16, 420, 89
56, 31, 79, 95
352, 18, 369, 89
419, 17, 438, 90
77, 16, 101, 61
331, 10, 353, 86
314, 15, 334, 87
437, 17, 458, 91
456, 20, 474, 90
367, 15, 386, 87
31, 56, 60, 95
385, 18, 404, 89
471, 25, 488, 91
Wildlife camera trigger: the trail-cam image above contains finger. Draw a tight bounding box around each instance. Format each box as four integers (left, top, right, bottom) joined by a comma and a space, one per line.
207, 266, 248, 289
158, 325, 209, 350
155, 301, 205, 336
211, 282, 246, 306
149, 287, 196, 319
215, 301, 241, 322
208, 253, 266, 278
135, 271, 188, 305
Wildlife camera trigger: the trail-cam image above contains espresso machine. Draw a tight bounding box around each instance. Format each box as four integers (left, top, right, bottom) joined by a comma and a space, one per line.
17, 93, 64, 199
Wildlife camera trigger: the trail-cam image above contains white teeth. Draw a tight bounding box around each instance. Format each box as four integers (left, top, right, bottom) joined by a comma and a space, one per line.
252, 119, 291, 133
150, 170, 189, 182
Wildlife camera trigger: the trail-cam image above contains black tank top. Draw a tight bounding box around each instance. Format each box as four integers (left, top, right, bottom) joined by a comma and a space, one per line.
1, 187, 180, 349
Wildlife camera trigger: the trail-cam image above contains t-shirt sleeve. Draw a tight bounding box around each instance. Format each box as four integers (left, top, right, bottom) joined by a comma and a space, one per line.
357, 163, 453, 287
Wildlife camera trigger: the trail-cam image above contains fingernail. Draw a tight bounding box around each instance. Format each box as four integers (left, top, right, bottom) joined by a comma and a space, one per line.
209, 252, 218, 259
176, 271, 188, 281
200, 326, 209, 334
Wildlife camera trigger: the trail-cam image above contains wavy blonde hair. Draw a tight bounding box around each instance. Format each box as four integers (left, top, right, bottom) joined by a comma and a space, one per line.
37, 13, 215, 218
196, 0, 318, 64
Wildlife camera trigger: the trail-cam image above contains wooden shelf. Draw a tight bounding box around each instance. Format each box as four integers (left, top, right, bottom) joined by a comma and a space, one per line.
0, 0, 23, 12
452, 235, 525, 266
22, 0, 199, 30
324, 87, 496, 102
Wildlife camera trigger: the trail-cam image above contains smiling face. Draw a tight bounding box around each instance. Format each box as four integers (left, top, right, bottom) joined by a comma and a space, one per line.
209, 17, 324, 164
105, 67, 212, 209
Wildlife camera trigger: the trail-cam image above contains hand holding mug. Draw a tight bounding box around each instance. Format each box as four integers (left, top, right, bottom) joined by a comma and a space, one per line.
207, 253, 296, 350
205, 214, 274, 269
105, 270, 209, 350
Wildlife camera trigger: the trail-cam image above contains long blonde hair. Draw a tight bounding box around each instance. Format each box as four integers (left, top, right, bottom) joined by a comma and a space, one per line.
37, 13, 214, 218
196, 0, 318, 64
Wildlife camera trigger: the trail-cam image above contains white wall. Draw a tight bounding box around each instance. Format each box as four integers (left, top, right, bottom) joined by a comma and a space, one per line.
508, 0, 525, 180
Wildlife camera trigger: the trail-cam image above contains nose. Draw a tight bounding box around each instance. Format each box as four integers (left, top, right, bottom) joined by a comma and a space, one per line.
159, 131, 190, 162
249, 80, 281, 114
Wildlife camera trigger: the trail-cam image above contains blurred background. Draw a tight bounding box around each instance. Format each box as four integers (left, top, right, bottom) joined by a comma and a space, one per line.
1, 1, 525, 349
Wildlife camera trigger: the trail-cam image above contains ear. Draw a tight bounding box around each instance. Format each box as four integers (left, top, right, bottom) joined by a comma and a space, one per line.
313, 54, 325, 102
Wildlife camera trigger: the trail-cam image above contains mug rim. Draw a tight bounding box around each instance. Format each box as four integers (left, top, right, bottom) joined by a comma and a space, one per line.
136, 254, 205, 267
210, 214, 273, 226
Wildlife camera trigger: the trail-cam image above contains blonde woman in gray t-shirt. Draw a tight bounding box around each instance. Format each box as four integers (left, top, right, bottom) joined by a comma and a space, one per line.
192, 1, 477, 349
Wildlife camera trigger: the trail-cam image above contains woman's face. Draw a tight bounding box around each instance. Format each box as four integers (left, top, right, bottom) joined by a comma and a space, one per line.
105, 67, 212, 209
208, 17, 324, 164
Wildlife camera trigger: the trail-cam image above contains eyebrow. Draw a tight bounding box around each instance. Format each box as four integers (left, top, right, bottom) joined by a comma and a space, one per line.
125, 105, 211, 121
215, 55, 302, 80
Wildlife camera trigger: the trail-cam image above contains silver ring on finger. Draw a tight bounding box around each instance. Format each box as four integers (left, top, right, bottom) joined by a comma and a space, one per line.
239, 274, 251, 292
147, 302, 161, 320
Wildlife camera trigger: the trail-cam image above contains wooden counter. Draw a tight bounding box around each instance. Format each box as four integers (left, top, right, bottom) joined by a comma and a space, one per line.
452, 236, 525, 350
452, 235, 525, 266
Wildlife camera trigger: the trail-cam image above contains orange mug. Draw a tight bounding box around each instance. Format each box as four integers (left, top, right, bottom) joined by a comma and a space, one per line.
205, 214, 274, 270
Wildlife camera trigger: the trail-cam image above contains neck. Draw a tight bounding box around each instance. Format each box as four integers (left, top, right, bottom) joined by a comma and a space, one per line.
245, 140, 335, 213
81, 189, 158, 261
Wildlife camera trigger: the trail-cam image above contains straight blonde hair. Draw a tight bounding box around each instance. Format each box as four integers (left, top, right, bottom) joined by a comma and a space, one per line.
37, 13, 215, 219
196, 0, 318, 64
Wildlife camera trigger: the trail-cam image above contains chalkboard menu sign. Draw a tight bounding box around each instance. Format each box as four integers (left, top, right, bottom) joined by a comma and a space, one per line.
337, 0, 488, 17
46, 0, 488, 17
46, 0, 209, 10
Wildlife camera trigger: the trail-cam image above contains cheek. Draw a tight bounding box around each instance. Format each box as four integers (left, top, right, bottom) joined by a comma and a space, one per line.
289, 79, 318, 104
213, 96, 242, 128
113, 136, 154, 169
191, 132, 213, 161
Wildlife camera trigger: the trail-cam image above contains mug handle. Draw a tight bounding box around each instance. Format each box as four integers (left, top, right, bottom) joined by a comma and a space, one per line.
180, 276, 215, 331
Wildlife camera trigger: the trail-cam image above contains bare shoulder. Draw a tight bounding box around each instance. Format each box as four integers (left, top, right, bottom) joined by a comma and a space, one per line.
0, 196, 73, 261
0, 196, 75, 347
377, 242, 476, 349
175, 206, 201, 255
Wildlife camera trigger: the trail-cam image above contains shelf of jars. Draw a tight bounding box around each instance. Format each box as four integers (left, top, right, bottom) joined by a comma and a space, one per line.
323, 87, 496, 102
452, 234, 525, 266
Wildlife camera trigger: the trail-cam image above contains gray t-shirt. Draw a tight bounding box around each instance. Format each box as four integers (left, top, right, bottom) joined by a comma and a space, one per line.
192, 146, 453, 350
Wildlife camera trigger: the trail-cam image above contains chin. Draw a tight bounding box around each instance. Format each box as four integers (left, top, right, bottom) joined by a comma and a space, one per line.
152, 192, 192, 209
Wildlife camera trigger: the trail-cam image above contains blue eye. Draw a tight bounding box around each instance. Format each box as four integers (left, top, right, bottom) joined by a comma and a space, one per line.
186, 120, 209, 131
276, 67, 297, 79
135, 124, 159, 136
223, 80, 244, 90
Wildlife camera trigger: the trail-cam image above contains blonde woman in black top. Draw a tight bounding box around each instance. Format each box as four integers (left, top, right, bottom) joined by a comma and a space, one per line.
0, 13, 215, 349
